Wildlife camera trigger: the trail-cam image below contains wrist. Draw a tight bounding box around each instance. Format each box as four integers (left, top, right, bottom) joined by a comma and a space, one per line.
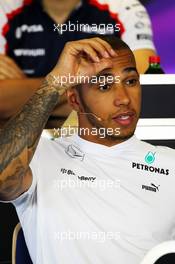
45, 73, 68, 96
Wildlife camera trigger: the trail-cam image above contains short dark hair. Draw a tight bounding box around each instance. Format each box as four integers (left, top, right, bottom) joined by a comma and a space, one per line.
75, 35, 133, 94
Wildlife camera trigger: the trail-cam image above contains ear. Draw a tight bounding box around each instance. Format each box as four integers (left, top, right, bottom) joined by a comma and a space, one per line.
66, 88, 82, 112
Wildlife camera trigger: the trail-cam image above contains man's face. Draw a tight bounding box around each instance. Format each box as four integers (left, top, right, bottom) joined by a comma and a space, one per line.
76, 48, 141, 142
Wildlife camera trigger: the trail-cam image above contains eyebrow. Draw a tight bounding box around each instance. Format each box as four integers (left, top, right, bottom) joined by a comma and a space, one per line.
95, 72, 114, 79
91, 67, 138, 83
122, 67, 139, 75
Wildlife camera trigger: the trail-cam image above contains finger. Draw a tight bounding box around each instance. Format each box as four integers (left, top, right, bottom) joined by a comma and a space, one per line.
0, 59, 25, 78
0, 74, 6, 80
0, 54, 24, 75
66, 42, 100, 63
93, 37, 118, 57
82, 45, 102, 62
69, 41, 110, 62
79, 38, 118, 59
0, 61, 23, 79
0, 63, 14, 79
0, 67, 22, 79
81, 39, 111, 59
0, 60, 25, 77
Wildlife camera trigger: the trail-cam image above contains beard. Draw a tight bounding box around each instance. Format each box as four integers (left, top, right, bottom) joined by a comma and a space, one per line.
78, 93, 136, 142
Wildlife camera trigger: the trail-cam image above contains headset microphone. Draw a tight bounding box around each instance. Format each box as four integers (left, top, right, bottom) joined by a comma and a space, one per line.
79, 112, 103, 121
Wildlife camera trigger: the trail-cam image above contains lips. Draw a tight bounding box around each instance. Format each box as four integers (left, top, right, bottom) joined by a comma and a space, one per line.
112, 111, 136, 126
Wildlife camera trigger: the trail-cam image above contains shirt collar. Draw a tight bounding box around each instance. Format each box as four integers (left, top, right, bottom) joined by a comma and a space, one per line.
69, 134, 139, 156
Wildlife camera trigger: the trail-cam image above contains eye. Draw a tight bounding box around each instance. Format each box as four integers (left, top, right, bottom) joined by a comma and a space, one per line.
125, 78, 138, 86
98, 83, 111, 91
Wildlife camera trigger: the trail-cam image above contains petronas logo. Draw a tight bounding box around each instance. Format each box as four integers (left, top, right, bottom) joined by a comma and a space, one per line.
145, 152, 156, 164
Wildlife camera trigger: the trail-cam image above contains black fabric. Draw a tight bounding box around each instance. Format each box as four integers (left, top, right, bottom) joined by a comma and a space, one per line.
140, 84, 175, 118
155, 253, 175, 264
5, 0, 121, 77
16, 227, 33, 263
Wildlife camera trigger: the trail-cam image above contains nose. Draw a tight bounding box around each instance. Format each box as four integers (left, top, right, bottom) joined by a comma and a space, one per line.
113, 85, 130, 107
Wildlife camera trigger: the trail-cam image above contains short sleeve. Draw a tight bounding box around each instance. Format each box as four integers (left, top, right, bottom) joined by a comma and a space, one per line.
12, 137, 50, 213
0, 136, 48, 217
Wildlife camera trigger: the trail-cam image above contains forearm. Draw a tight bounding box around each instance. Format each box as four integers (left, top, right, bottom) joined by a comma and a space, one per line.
0, 78, 59, 174
0, 78, 43, 119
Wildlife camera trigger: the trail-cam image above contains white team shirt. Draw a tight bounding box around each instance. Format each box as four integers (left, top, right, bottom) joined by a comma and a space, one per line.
9, 134, 175, 264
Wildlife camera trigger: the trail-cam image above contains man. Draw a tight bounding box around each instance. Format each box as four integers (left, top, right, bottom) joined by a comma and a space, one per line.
1, 36, 174, 264
0, 0, 156, 122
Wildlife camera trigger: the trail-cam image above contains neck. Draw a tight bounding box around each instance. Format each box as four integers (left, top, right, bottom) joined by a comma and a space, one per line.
78, 123, 127, 147
42, 0, 80, 24
79, 133, 126, 147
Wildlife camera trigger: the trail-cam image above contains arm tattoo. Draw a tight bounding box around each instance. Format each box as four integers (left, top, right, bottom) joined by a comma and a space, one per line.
0, 158, 25, 200
0, 79, 59, 173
